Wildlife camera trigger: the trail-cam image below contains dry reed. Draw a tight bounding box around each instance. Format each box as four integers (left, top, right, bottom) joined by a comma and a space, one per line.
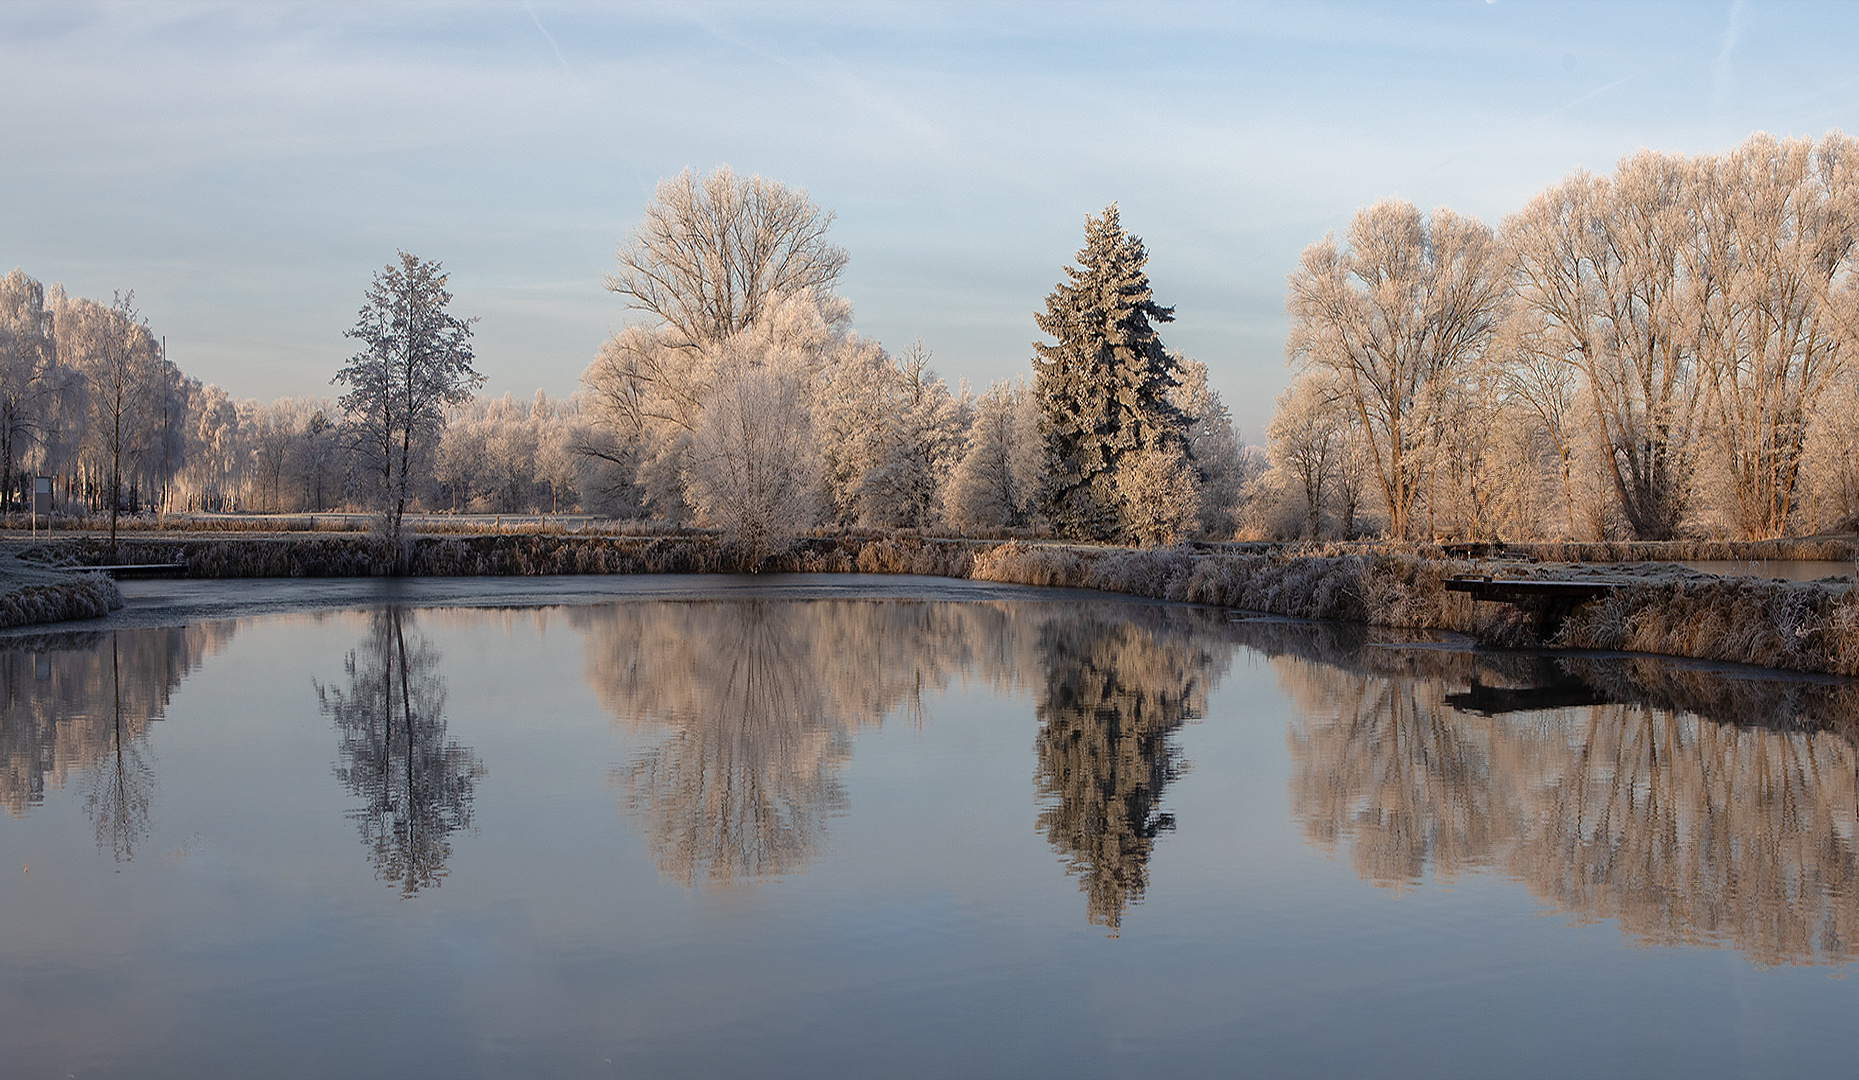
14, 531, 1859, 675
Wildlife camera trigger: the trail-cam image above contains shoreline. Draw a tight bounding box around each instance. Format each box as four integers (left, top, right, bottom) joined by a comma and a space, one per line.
1, 531, 1855, 677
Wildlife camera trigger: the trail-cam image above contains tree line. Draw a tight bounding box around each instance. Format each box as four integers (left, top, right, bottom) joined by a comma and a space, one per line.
30, 132, 1851, 549
3, 168, 1248, 549
1261, 130, 1859, 542
578, 168, 1244, 555
0, 267, 594, 535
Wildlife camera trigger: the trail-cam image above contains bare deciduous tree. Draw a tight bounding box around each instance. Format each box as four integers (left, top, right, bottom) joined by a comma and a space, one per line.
1506, 155, 1703, 540
1287, 200, 1507, 540
684, 359, 821, 564
1688, 133, 1859, 537
335, 252, 483, 546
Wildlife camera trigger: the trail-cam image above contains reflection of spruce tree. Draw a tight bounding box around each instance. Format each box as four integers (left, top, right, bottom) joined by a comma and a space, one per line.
573, 599, 1236, 891
1033, 615, 1214, 932
81, 634, 154, 862
317, 609, 484, 897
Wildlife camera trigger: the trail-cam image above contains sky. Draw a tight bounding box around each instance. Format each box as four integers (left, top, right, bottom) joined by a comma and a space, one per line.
4, 0, 1859, 443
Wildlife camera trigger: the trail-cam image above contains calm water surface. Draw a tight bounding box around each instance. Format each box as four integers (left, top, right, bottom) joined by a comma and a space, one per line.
3, 575, 1858, 1078
1679, 559, 1856, 582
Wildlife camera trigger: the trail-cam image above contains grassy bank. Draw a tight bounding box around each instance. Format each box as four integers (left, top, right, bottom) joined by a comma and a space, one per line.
11, 532, 1859, 676
0, 555, 124, 630
1494, 537, 1859, 564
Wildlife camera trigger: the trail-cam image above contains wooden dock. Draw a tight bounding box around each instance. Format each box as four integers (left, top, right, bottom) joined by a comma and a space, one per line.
1445, 575, 1616, 634
1443, 577, 1615, 603
55, 563, 189, 579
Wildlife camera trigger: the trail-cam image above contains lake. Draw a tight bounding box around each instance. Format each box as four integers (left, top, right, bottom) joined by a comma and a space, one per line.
3, 575, 1858, 1078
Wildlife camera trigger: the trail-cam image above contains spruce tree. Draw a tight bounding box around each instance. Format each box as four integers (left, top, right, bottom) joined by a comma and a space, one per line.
1032, 205, 1189, 541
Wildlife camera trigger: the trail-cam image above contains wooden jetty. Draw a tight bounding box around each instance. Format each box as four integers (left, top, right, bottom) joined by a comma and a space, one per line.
1445, 575, 1617, 633
55, 563, 189, 580
1443, 577, 1615, 603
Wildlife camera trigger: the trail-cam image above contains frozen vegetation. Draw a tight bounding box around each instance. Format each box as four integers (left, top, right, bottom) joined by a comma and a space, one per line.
6, 138, 1859, 669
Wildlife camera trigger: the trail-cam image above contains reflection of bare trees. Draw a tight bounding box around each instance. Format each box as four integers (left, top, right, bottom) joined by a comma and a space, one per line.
0, 625, 233, 858
1034, 611, 1230, 932
83, 637, 155, 861
575, 598, 1236, 906
318, 609, 484, 897
1267, 622, 1859, 965
576, 600, 1013, 884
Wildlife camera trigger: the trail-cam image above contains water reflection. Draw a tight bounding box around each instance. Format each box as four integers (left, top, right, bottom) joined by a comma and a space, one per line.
1254, 620, 1859, 966
316, 609, 485, 896
0, 625, 233, 859
574, 600, 1030, 884
1034, 611, 1230, 932
574, 598, 1236, 933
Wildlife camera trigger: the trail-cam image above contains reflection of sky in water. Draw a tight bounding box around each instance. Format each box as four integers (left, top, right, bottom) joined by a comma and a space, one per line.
2, 585, 1859, 1077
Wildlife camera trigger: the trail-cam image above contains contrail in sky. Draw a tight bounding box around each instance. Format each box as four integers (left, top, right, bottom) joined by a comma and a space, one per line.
525, 2, 571, 72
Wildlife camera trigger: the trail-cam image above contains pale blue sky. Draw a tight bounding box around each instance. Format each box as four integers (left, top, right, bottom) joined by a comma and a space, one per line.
4, 1, 1857, 441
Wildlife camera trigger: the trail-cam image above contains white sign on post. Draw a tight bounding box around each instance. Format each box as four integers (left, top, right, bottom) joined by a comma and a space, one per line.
32, 477, 51, 537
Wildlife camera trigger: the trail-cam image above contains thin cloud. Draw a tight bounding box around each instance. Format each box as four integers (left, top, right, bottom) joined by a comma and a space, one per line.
524, 2, 572, 73
1713, 0, 1745, 108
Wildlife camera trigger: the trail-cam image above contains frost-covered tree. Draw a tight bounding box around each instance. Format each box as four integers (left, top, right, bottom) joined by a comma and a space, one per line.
1033, 205, 1191, 541
1288, 200, 1506, 540
176, 382, 239, 512
335, 252, 483, 545
1267, 371, 1344, 538
1116, 444, 1199, 546
605, 166, 847, 352
824, 341, 964, 529
684, 359, 821, 563
1169, 357, 1243, 538
0, 270, 64, 516
1506, 158, 1701, 540
586, 169, 846, 449
945, 378, 1041, 529
57, 291, 165, 543
1687, 133, 1859, 538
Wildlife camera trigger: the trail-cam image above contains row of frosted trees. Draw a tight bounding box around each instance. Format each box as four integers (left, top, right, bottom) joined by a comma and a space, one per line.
0, 268, 593, 521
1259, 131, 1859, 542
4, 173, 1247, 544
578, 169, 1246, 554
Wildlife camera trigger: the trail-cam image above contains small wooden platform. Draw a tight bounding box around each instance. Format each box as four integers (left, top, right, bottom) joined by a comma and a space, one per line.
1444, 577, 1615, 602
56, 563, 189, 579
1439, 542, 1533, 560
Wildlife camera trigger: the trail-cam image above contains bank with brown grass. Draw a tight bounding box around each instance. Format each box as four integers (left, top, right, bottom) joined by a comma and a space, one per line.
11, 532, 1859, 676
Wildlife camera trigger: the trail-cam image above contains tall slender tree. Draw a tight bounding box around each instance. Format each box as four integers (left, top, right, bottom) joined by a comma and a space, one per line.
1033, 205, 1190, 541
335, 252, 483, 547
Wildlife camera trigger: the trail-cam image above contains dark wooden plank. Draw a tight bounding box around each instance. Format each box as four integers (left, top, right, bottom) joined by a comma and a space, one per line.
1444, 577, 1615, 602
55, 563, 189, 579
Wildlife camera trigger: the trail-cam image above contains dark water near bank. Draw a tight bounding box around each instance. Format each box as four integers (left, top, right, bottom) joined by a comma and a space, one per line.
4, 577, 1859, 1078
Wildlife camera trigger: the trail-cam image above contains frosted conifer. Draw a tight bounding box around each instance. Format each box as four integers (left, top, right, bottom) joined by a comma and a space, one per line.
1032, 205, 1189, 541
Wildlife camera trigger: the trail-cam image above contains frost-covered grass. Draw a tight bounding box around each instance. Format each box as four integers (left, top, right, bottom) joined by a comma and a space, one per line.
13, 531, 1859, 674
0, 556, 123, 629
1499, 538, 1859, 564
1556, 577, 1859, 676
